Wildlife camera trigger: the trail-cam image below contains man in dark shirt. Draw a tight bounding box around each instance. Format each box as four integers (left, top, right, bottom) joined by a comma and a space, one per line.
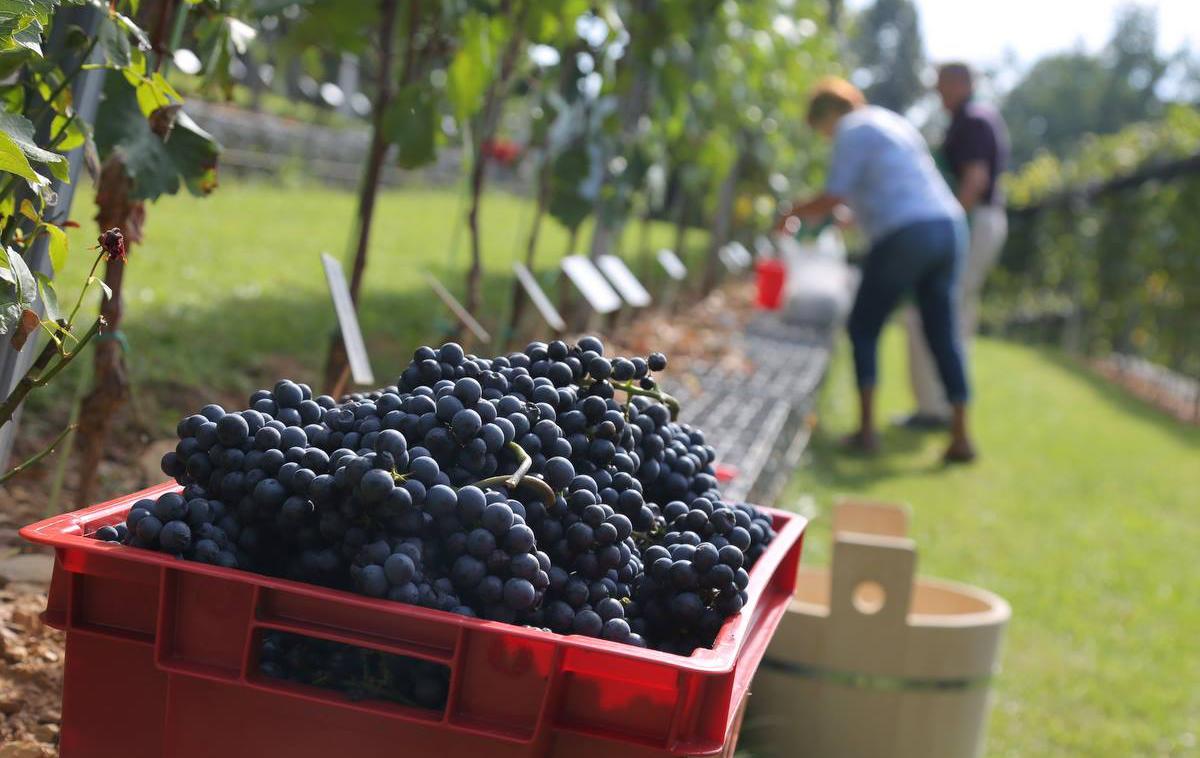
902, 62, 1010, 429
941, 64, 1009, 208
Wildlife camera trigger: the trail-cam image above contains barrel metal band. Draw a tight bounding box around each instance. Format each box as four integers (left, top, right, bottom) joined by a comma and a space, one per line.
759, 657, 993, 692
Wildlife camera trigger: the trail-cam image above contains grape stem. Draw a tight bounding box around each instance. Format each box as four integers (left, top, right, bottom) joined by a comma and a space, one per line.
577, 376, 680, 420
471, 473, 556, 508
504, 441, 533, 489
611, 381, 680, 419
471, 443, 554, 507
631, 522, 666, 550
0, 423, 76, 484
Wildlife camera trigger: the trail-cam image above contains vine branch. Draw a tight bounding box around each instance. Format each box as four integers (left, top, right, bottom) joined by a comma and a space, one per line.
0, 423, 76, 484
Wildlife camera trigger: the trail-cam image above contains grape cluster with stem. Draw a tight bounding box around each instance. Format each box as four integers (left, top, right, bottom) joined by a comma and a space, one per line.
97, 337, 775, 656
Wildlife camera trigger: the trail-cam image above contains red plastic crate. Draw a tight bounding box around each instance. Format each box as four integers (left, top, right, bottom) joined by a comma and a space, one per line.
22, 482, 806, 757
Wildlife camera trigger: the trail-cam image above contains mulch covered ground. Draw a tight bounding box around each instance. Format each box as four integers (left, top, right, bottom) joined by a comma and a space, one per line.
0, 581, 62, 757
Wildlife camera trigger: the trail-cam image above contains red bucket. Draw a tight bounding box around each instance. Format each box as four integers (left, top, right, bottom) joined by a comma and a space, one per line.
755, 259, 786, 310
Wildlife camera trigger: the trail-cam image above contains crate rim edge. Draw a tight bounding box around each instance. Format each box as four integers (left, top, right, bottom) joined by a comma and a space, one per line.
21, 480, 807, 676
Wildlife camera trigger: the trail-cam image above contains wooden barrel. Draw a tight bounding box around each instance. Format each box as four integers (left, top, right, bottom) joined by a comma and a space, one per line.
747, 500, 1010, 758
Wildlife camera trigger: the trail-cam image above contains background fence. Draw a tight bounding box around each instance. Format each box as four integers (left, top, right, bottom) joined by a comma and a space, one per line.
986, 106, 1200, 419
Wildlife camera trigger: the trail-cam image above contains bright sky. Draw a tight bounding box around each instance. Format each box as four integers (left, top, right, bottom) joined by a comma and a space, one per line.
847, 0, 1197, 69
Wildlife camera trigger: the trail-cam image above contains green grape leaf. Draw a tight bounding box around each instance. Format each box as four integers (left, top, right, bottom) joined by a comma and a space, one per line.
11, 22, 41, 55
47, 149, 69, 181
152, 72, 181, 102
274, 2, 376, 56
166, 110, 219, 195
135, 77, 170, 116
547, 143, 597, 232
0, 47, 33, 79
0, 1, 52, 55
1, 75, 25, 113
0, 130, 42, 184
121, 46, 145, 85
97, 12, 132, 68
383, 84, 437, 169
94, 75, 220, 201
0, 110, 67, 167
44, 222, 67, 273
87, 275, 112, 301
0, 244, 36, 335
447, 13, 492, 120
51, 112, 85, 151
34, 270, 58, 322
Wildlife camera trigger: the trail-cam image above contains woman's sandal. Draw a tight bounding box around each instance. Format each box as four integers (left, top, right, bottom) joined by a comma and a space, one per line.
943, 442, 978, 464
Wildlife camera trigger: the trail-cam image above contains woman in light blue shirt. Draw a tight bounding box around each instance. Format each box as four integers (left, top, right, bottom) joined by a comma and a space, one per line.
779, 78, 976, 462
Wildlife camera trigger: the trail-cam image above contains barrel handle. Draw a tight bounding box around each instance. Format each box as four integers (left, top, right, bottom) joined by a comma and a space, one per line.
830, 532, 912, 633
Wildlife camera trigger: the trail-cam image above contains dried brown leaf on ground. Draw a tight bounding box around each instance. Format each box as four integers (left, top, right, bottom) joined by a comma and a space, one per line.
605, 281, 759, 375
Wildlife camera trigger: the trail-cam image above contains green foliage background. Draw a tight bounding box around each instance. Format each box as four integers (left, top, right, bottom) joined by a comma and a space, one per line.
992, 105, 1200, 378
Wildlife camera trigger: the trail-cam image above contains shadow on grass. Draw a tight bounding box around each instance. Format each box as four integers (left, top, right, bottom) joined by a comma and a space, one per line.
796, 342, 955, 491
796, 337, 1200, 498
802, 423, 951, 493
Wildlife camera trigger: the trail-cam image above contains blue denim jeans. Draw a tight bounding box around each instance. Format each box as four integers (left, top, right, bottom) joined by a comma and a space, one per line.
848, 216, 969, 404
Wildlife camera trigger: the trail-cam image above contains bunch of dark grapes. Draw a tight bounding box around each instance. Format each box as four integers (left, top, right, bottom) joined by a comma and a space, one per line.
625, 500, 775, 654
631, 400, 721, 506
395, 337, 658, 642
730, 502, 777, 566
627, 500, 775, 654
345, 478, 552, 625
149, 380, 336, 574
98, 483, 239, 569
96, 337, 780, 657
658, 499, 776, 567
259, 630, 450, 710
531, 461, 647, 646
634, 537, 752, 655
486, 337, 661, 531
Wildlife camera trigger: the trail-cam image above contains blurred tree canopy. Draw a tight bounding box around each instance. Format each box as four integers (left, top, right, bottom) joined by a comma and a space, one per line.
1001, 5, 1173, 167
847, 0, 924, 113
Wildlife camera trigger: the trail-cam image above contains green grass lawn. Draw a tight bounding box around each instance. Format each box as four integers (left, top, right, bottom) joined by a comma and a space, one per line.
785, 327, 1199, 757
36, 180, 705, 429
